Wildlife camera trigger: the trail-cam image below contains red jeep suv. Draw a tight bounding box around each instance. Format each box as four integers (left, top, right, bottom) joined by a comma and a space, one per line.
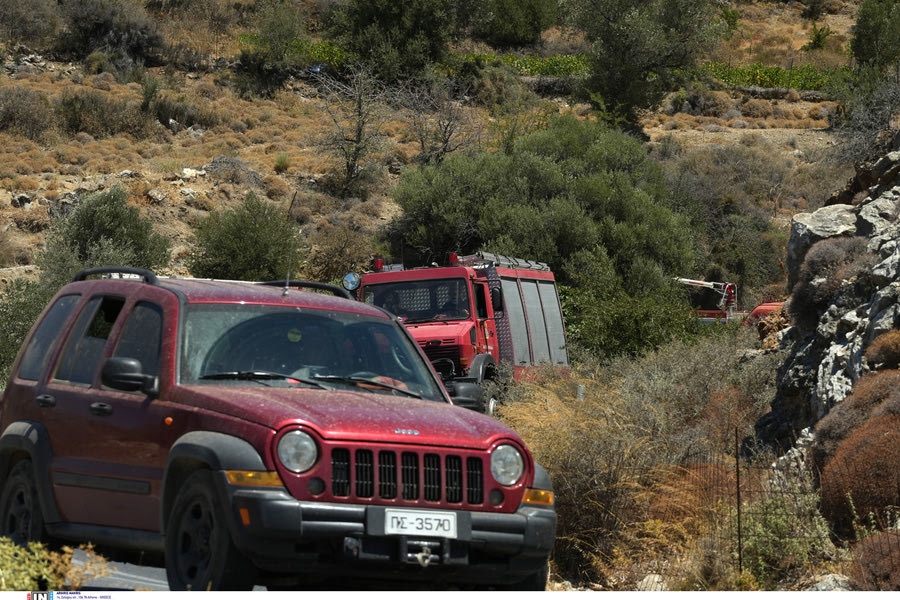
0, 267, 556, 590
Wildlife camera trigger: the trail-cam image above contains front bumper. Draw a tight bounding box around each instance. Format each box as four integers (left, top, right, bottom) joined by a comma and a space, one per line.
213, 472, 556, 585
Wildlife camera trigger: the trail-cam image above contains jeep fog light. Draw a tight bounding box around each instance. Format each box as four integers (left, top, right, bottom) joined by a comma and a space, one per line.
278, 430, 318, 473
490, 444, 524, 486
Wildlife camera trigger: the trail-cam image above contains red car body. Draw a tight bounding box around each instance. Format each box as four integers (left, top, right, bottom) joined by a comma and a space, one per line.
0, 267, 555, 590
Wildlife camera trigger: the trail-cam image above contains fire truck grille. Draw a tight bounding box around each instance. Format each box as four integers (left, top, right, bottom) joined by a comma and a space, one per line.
330, 448, 484, 506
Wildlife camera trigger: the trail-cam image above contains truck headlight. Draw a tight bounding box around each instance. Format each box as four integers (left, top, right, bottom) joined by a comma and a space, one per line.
491, 444, 524, 486
277, 430, 318, 473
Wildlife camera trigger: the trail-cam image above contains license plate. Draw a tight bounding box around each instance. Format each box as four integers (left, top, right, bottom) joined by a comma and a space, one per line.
384, 509, 457, 539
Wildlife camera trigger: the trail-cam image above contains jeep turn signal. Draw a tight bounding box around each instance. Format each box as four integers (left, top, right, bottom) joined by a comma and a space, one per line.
225, 470, 284, 487
522, 488, 554, 506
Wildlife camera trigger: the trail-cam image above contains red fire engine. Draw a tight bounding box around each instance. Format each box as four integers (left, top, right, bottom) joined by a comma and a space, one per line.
343, 252, 569, 415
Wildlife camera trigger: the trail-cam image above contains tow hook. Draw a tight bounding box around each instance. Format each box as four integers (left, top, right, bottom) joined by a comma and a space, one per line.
415, 545, 435, 568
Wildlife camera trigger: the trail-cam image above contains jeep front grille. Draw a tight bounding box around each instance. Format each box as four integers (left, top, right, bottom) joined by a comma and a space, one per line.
331, 448, 484, 506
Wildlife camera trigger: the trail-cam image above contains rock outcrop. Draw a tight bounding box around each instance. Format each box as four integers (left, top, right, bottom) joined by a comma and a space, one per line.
756, 149, 900, 452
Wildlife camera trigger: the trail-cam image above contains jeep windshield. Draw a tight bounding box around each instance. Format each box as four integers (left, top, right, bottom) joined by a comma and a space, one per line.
361, 278, 471, 322
179, 303, 445, 401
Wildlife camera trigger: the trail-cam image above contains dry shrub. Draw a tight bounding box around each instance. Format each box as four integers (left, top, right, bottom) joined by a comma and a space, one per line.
11, 212, 51, 233
809, 370, 900, 482
851, 529, 900, 590
864, 330, 900, 369
789, 236, 876, 330
819, 414, 900, 538
262, 173, 291, 200
302, 215, 376, 283
743, 99, 774, 119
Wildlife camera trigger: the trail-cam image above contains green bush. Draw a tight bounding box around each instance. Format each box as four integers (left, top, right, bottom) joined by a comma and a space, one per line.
187, 192, 305, 281
851, 0, 900, 73
56, 0, 164, 67
54, 186, 171, 271
468, 0, 557, 46
734, 473, 835, 588
327, 0, 456, 82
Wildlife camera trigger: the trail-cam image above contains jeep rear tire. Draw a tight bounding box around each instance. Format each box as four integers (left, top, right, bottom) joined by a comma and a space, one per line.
165, 470, 256, 591
0, 459, 46, 545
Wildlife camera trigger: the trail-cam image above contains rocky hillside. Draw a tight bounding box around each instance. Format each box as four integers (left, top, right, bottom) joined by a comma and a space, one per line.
756, 135, 900, 457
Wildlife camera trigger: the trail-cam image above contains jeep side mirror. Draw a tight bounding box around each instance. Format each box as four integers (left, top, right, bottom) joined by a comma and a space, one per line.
490, 288, 503, 313
101, 356, 159, 397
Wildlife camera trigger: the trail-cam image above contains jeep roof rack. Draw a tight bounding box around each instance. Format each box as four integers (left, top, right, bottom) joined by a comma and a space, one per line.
73, 266, 159, 285
258, 280, 353, 300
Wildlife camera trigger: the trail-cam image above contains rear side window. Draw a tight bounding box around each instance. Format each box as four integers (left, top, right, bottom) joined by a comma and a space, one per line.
113, 302, 163, 378
17, 294, 80, 381
54, 296, 125, 385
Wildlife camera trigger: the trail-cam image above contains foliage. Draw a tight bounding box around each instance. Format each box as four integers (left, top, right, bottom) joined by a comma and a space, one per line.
820, 414, 900, 538
327, 0, 456, 82
55, 89, 155, 139
0, 0, 59, 46
187, 192, 305, 281
0, 86, 58, 143
802, 23, 834, 52
451, 52, 590, 78
733, 473, 835, 588
788, 237, 879, 332
55, 0, 164, 69
830, 68, 900, 164
698, 61, 845, 91
303, 215, 375, 284
317, 67, 388, 197
851, 529, 900, 590
467, 0, 557, 47
850, 0, 900, 73
563, 0, 724, 123
865, 330, 900, 369
660, 139, 791, 297
498, 331, 781, 584
0, 539, 108, 591
53, 186, 171, 271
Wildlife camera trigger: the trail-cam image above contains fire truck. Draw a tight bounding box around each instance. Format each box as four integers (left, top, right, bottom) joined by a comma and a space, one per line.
343, 252, 569, 415
676, 277, 750, 324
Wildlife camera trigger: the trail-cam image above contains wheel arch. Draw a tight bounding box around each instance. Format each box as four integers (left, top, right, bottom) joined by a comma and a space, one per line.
0, 420, 61, 523
161, 431, 266, 532
468, 353, 497, 383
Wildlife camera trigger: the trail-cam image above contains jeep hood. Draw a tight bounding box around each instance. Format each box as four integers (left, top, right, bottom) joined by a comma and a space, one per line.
175, 385, 520, 449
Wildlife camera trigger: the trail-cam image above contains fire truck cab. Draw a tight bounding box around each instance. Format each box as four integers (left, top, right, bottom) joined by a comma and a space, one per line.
344, 253, 569, 415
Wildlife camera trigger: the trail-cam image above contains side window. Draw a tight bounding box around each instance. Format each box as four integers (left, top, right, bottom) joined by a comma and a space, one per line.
54, 296, 125, 385
17, 294, 80, 381
113, 302, 163, 377
474, 283, 488, 319
521, 280, 551, 364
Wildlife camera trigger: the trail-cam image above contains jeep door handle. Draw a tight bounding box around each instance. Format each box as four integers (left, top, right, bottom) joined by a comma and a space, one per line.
89, 402, 113, 416
36, 394, 56, 408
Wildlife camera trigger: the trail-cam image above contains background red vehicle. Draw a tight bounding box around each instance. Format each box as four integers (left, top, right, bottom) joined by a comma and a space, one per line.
344, 253, 569, 416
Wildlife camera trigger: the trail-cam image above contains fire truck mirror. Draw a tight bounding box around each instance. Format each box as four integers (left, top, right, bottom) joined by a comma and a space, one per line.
490, 288, 504, 313
342, 272, 361, 291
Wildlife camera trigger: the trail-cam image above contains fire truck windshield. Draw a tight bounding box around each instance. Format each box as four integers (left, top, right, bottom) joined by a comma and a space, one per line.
361, 278, 471, 322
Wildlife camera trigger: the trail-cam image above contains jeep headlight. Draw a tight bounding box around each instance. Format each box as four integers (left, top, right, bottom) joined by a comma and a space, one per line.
277, 430, 318, 473
491, 444, 524, 486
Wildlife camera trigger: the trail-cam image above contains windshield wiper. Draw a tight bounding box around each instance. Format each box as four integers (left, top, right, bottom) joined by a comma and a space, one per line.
312, 375, 422, 398
199, 371, 329, 389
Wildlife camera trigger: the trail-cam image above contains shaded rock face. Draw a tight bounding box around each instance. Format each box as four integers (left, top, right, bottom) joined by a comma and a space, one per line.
757, 150, 900, 452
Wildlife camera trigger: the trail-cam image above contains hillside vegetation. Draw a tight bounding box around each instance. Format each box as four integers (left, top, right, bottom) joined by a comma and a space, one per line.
1, 0, 900, 591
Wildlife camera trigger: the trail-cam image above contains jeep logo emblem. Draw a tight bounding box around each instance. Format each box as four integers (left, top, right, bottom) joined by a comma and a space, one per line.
394, 428, 420, 436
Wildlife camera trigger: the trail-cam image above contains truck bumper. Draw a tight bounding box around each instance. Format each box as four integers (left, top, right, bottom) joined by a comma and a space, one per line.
213, 472, 556, 586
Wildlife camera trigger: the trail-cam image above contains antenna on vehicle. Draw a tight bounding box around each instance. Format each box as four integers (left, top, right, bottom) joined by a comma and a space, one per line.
283, 191, 299, 296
